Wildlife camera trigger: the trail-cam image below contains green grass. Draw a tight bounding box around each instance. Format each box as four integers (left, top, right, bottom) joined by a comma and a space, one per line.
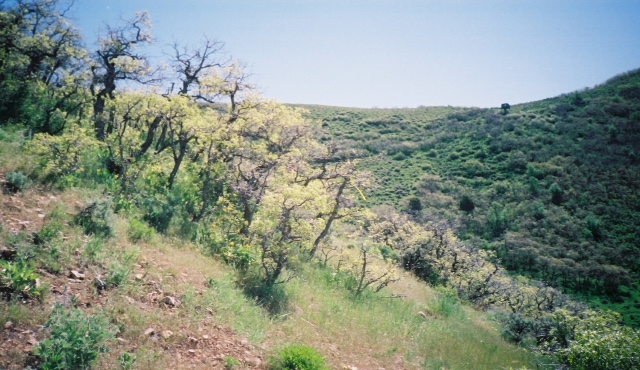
268, 264, 537, 369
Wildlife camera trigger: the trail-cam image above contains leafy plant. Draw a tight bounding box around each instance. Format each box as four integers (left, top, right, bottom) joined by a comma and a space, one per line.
223, 356, 241, 369
35, 305, 114, 370
118, 352, 136, 370
4, 170, 31, 192
269, 344, 328, 370
127, 217, 155, 243
75, 198, 115, 237
0, 260, 42, 300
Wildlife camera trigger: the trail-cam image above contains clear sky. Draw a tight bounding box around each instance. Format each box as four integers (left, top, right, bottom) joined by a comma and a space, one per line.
70, 0, 640, 108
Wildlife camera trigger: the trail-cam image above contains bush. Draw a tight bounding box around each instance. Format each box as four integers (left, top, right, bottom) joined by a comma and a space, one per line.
406, 196, 423, 211
556, 310, 640, 370
0, 260, 42, 300
4, 171, 31, 193
269, 344, 328, 370
498, 312, 541, 346
487, 203, 510, 237
459, 195, 475, 213
549, 183, 563, 205
75, 198, 115, 237
127, 218, 155, 243
223, 356, 240, 369
35, 305, 114, 370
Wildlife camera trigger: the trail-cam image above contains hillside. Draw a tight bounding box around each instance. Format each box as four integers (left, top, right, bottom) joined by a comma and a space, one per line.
302, 69, 640, 326
2, 2, 640, 369
0, 135, 537, 369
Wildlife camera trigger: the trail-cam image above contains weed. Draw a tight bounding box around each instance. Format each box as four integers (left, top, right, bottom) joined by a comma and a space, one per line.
118, 352, 137, 370
223, 356, 241, 369
35, 305, 115, 369
269, 344, 328, 370
0, 260, 43, 300
127, 218, 155, 243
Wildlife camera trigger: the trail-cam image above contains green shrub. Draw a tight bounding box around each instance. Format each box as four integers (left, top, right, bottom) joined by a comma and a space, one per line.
459, 195, 475, 213
35, 305, 114, 370
118, 352, 136, 370
487, 203, 510, 237
498, 312, 541, 346
549, 183, 563, 205
585, 215, 603, 241
127, 218, 155, 243
406, 196, 423, 211
269, 344, 328, 370
5, 170, 31, 192
0, 260, 42, 300
556, 310, 640, 370
75, 198, 115, 237
223, 356, 241, 369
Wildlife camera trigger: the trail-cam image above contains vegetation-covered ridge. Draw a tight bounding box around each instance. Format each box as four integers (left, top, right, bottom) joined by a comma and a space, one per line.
305, 68, 640, 326
1, 1, 640, 369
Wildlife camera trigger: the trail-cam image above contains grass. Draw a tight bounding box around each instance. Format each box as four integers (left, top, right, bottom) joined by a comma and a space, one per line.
264, 264, 536, 369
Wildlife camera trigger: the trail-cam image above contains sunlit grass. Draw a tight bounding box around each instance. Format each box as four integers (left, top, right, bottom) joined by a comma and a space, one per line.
267, 264, 537, 369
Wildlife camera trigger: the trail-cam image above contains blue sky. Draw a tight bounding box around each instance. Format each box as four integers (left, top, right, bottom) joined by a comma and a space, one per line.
71, 0, 640, 108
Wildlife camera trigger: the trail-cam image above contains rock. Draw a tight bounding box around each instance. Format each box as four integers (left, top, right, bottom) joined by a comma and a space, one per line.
69, 270, 85, 280
163, 295, 179, 307
246, 356, 262, 367
94, 277, 107, 292
144, 328, 155, 336
134, 274, 144, 281
161, 330, 173, 339
0, 247, 17, 260
4, 321, 13, 329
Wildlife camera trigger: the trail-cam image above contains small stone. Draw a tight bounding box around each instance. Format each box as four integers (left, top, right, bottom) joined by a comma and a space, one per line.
116, 337, 127, 343
134, 274, 144, 281
161, 330, 173, 339
69, 270, 85, 280
4, 321, 14, 329
188, 336, 198, 343
202, 334, 210, 340
144, 328, 155, 336
94, 277, 107, 291
163, 296, 179, 307
188, 349, 196, 355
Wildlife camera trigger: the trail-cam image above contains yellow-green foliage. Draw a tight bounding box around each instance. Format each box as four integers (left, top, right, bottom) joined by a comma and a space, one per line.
26, 124, 102, 179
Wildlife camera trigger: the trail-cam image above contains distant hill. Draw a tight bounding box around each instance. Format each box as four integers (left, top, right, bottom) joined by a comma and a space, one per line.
301, 68, 640, 326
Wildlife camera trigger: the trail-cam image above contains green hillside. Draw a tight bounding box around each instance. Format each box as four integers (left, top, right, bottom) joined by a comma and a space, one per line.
2, 2, 640, 369
302, 69, 640, 326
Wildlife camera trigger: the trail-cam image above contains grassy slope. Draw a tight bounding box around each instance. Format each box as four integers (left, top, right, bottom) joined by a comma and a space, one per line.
300, 69, 640, 326
0, 127, 537, 369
